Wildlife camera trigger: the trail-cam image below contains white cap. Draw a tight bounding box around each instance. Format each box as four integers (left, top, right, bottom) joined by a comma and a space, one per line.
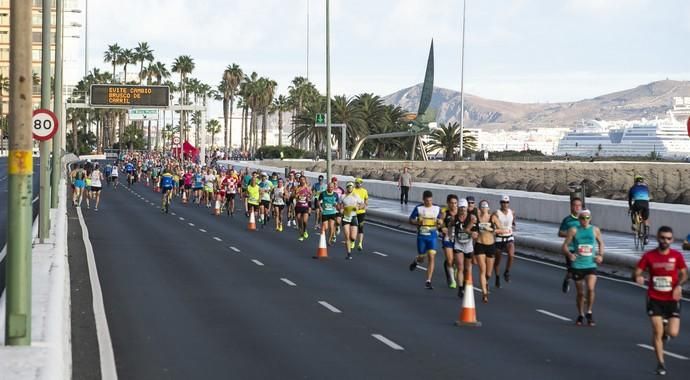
501, 195, 510, 202
458, 199, 469, 208
578, 209, 591, 217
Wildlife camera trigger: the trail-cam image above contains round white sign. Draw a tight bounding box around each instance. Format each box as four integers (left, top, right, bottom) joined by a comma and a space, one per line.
32, 109, 59, 141
172, 136, 181, 145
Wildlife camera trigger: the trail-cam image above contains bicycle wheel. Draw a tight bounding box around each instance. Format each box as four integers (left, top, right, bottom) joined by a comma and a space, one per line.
632, 220, 640, 250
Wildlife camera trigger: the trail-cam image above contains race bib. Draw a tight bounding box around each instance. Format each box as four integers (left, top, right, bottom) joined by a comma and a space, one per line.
478, 223, 492, 231
324, 203, 334, 211
419, 226, 432, 236
577, 245, 593, 257
343, 215, 352, 223
457, 232, 471, 242
652, 276, 673, 292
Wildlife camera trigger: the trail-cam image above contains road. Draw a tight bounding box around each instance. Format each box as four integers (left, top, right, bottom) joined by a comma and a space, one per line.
0, 157, 41, 295
69, 181, 690, 379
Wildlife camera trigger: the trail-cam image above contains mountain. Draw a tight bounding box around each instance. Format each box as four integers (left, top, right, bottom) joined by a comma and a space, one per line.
383, 80, 690, 130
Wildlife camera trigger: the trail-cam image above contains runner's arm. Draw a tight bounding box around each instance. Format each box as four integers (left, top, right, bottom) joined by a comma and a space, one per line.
595, 227, 605, 262
561, 228, 576, 259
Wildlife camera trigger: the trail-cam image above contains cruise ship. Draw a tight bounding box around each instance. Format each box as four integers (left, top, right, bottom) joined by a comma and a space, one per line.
555, 97, 690, 158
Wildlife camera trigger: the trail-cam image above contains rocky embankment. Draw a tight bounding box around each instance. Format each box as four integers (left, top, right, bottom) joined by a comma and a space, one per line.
265, 160, 690, 205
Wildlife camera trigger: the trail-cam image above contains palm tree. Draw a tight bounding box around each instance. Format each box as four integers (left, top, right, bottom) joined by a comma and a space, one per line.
150, 62, 170, 85
241, 72, 260, 152
103, 44, 122, 82
426, 122, 477, 160
133, 42, 154, 85
272, 95, 290, 146
220, 64, 243, 154
291, 95, 327, 152
258, 77, 277, 147
288, 77, 320, 148
117, 48, 134, 83
206, 119, 221, 148
172, 55, 195, 141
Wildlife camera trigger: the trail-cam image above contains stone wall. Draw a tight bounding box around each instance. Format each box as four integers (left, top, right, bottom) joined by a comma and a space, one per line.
266, 160, 690, 204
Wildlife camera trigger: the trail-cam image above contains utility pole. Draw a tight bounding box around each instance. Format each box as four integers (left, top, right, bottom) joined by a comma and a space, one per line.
51, 0, 64, 208
6, 0, 34, 346
459, 0, 467, 160
325, 0, 332, 181
38, 0, 53, 241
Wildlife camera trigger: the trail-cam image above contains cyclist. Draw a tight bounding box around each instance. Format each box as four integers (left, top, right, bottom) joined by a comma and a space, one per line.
125, 161, 135, 187
561, 209, 605, 326
629, 175, 651, 244
159, 166, 175, 213
408, 190, 443, 290
634, 226, 688, 376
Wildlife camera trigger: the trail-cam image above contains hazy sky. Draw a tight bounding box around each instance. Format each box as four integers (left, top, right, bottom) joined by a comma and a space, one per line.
79, 0, 690, 111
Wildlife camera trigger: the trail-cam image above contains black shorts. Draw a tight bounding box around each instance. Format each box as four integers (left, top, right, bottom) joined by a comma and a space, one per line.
647, 298, 681, 319
322, 214, 337, 221
343, 216, 359, 226
356, 213, 366, 232
184, 184, 191, 190
296, 206, 310, 215
225, 193, 236, 200
631, 200, 649, 221
273, 204, 285, 211
260, 200, 271, 208
474, 243, 496, 258
495, 237, 514, 252
571, 267, 597, 281
91, 186, 102, 193
162, 187, 173, 194
193, 187, 202, 191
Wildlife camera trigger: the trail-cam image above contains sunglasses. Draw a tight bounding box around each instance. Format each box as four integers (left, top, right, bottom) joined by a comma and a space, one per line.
579, 216, 591, 220
500, 201, 509, 204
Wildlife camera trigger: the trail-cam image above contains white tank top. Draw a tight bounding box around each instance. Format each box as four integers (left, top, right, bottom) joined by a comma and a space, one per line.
91, 171, 102, 187
496, 209, 514, 237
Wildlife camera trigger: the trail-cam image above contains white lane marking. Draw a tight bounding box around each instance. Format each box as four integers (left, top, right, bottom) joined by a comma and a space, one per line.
251, 259, 264, 266
373, 251, 388, 257
536, 309, 572, 322
178, 217, 185, 221
199, 228, 207, 233
229, 246, 241, 253
318, 301, 342, 313
372, 334, 404, 351
76, 207, 118, 380
171, 212, 176, 216
188, 223, 195, 227
32, 196, 39, 204
637, 344, 689, 360
417, 265, 428, 271
213, 237, 222, 241
280, 278, 297, 286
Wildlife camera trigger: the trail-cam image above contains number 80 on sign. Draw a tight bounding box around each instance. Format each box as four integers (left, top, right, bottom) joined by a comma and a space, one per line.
32, 108, 59, 141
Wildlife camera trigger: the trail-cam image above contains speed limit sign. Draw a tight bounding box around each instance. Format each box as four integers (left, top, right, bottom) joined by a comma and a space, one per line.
172, 136, 180, 145
32, 109, 59, 141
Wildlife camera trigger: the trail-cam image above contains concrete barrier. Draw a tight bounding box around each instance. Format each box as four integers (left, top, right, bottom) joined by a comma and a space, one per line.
221, 160, 690, 240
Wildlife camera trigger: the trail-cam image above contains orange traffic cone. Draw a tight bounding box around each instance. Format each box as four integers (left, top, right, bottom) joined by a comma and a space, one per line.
455, 272, 482, 327
313, 230, 329, 259
182, 191, 188, 204
214, 199, 221, 216
248, 211, 257, 231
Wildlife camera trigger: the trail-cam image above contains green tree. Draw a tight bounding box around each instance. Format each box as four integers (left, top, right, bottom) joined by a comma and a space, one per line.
220, 63, 243, 153
172, 55, 195, 141
103, 43, 122, 82
272, 95, 290, 147
121, 123, 145, 151
66, 129, 97, 155
426, 122, 477, 160
206, 119, 221, 148
133, 42, 154, 84
117, 48, 134, 83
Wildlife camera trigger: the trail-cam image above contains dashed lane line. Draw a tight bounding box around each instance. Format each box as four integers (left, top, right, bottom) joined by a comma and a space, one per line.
188, 223, 195, 227
373, 251, 388, 257
179, 217, 185, 221
251, 259, 264, 266
229, 246, 241, 253
637, 344, 689, 360
280, 278, 297, 287
536, 309, 572, 322
199, 228, 207, 233
372, 334, 404, 351
213, 237, 222, 241
317, 301, 342, 314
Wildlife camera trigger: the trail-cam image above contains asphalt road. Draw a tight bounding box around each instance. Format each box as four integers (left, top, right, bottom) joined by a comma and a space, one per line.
0, 157, 41, 295
71, 181, 690, 380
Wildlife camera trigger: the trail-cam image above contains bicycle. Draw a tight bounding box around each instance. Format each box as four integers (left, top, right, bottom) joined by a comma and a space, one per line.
631, 209, 648, 250
162, 188, 173, 214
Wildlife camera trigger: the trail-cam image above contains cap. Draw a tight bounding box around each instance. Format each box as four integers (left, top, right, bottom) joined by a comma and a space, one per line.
458, 199, 469, 208
578, 209, 591, 218
355, 177, 364, 184
346, 182, 355, 188
331, 176, 338, 182
501, 195, 510, 202
261, 172, 268, 177
479, 200, 490, 209
466, 196, 475, 202
635, 175, 644, 181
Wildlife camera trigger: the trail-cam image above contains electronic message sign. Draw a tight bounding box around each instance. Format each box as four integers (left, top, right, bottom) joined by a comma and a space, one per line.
90, 84, 170, 108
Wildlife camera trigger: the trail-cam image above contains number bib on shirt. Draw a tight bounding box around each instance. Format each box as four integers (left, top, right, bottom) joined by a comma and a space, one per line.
652, 276, 673, 292
577, 244, 593, 257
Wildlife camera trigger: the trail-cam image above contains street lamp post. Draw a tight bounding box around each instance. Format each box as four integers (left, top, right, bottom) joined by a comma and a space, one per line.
6, 0, 34, 346
38, 0, 53, 241
325, 0, 332, 181
50, 0, 64, 208
459, 0, 467, 160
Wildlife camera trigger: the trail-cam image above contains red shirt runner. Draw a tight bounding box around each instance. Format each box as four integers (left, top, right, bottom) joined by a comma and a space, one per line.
636, 248, 687, 301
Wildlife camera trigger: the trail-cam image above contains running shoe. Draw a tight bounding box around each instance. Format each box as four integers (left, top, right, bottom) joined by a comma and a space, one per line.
336, 226, 341, 235
482, 294, 488, 303
298, 236, 304, 242
656, 363, 667, 376
304, 231, 309, 239
562, 278, 570, 294
346, 254, 353, 260
449, 281, 457, 289
425, 281, 433, 290
495, 275, 501, 289
357, 242, 363, 251
409, 260, 418, 271
350, 241, 355, 250
586, 313, 596, 327
575, 315, 584, 326
457, 286, 464, 298
504, 271, 511, 283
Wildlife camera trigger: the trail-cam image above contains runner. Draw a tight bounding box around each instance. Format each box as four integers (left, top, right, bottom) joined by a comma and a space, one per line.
104, 163, 112, 186
466, 196, 478, 218
352, 177, 369, 251
258, 172, 274, 226
110, 162, 119, 189
285, 171, 298, 227
331, 176, 345, 235
312, 175, 327, 230
453, 198, 477, 298
493, 195, 516, 287
272, 179, 287, 231
84, 166, 92, 209
561, 209, 605, 326
559, 197, 583, 293
319, 182, 340, 245
242, 169, 253, 216
183, 168, 193, 203
125, 160, 135, 187
294, 175, 312, 241
408, 190, 443, 290
71, 164, 87, 207
440, 195, 460, 289
634, 226, 688, 376
340, 182, 364, 260
192, 168, 204, 205
475, 200, 499, 303
245, 176, 261, 222
203, 168, 216, 208
222, 169, 239, 216
90, 164, 104, 211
